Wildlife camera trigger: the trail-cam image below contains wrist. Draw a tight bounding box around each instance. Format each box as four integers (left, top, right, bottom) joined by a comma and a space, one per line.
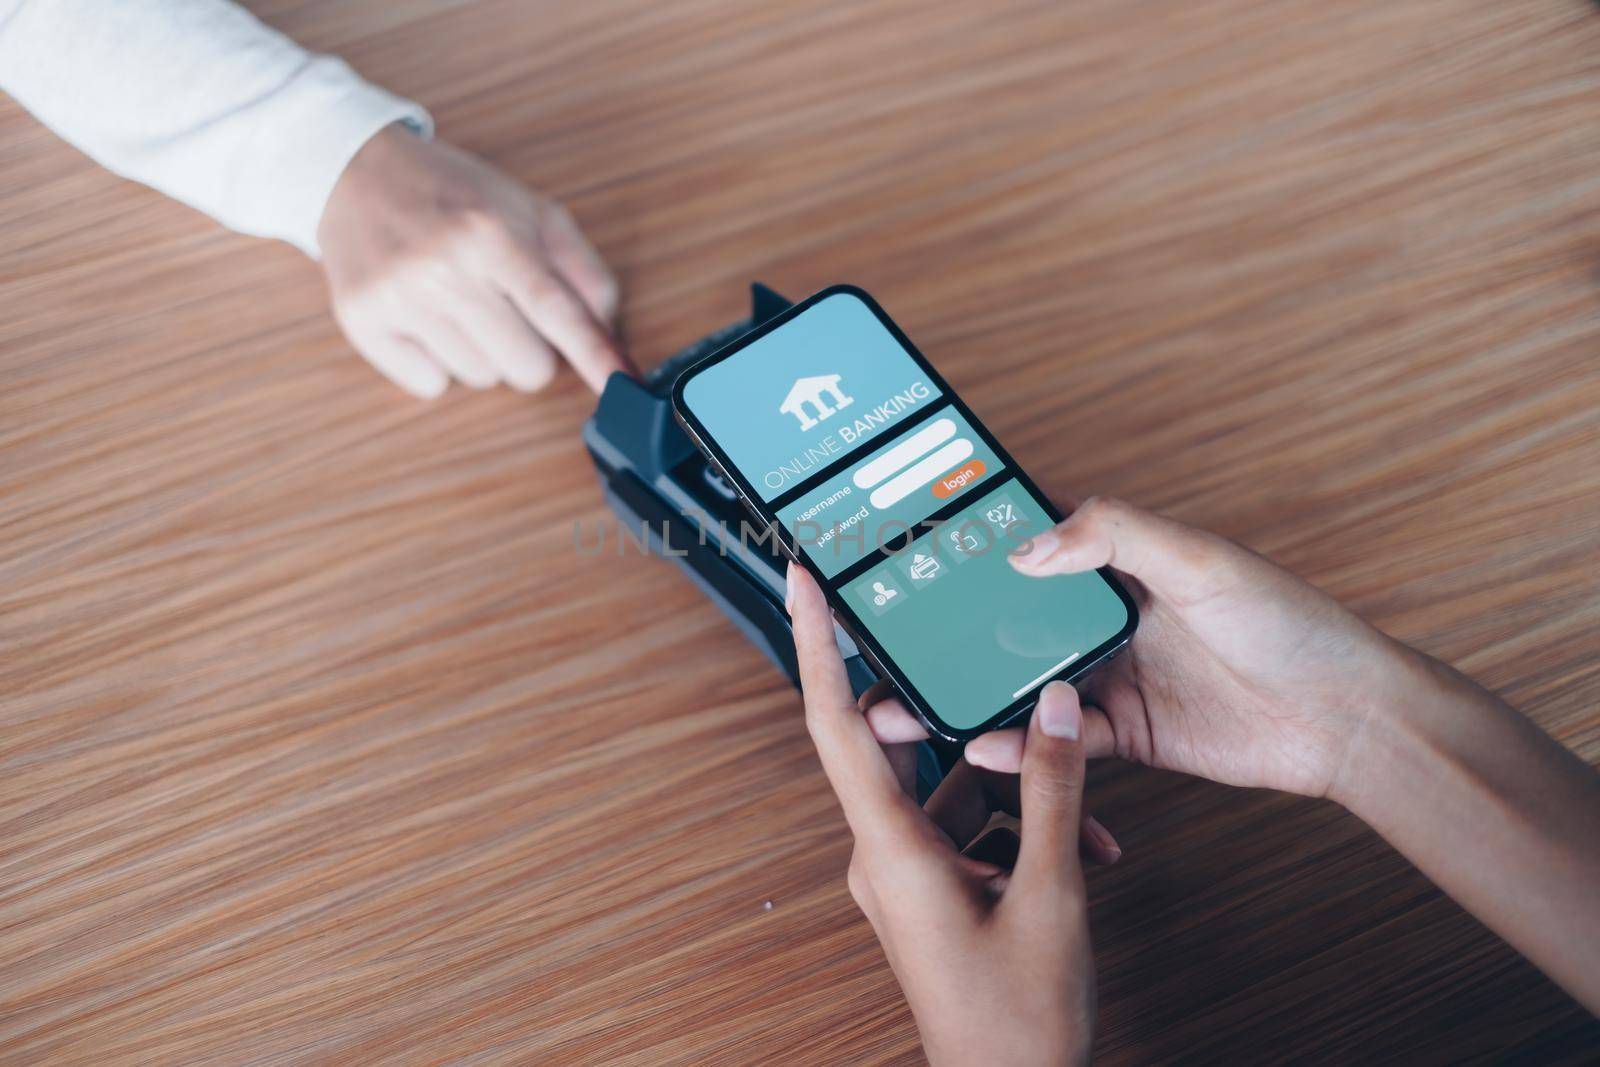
1327, 644, 1503, 819
316, 122, 422, 250
344, 120, 419, 178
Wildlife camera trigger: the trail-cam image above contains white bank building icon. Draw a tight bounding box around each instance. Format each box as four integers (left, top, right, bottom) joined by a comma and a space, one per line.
779, 374, 853, 431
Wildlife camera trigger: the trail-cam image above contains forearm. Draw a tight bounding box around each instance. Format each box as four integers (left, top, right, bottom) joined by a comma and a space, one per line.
1336, 651, 1600, 1010
0, 0, 430, 255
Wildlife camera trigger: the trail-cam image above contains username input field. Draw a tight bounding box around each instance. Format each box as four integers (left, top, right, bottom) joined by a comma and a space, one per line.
867, 438, 974, 509
853, 417, 956, 489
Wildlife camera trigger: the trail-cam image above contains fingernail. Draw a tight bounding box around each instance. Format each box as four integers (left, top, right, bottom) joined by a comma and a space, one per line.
1037, 681, 1081, 739
1010, 530, 1059, 569
1085, 815, 1122, 861
407, 368, 448, 399
785, 561, 797, 615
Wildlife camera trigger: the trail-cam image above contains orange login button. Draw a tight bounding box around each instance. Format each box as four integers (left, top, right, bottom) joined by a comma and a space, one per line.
932, 459, 986, 499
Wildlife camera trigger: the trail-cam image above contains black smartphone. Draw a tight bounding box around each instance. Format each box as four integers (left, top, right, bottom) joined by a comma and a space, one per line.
671, 285, 1137, 740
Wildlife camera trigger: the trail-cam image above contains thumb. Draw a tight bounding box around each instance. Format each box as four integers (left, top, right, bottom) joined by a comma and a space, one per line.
1011, 682, 1088, 896
1009, 495, 1220, 604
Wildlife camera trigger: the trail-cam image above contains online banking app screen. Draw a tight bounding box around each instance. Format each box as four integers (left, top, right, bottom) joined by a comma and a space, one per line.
680, 292, 1128, 730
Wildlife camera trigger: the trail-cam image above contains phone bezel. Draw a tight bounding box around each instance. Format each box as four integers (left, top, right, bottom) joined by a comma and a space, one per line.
670, 284, 1139, 741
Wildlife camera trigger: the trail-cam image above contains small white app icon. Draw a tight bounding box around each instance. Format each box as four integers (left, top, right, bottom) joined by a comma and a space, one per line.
856, 569, 907, 616
951, 528, 982, 554
779, 374, 853, 431
985, 501, 1018, 528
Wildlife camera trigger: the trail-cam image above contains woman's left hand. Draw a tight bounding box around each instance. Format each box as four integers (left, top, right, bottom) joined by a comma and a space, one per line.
790, 562, 1099, 1067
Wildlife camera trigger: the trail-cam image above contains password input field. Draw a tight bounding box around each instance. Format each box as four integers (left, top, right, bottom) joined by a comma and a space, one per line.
867, 438, 974, 509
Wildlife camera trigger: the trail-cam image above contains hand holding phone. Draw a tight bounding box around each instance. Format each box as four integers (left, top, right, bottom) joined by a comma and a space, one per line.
959, 495, 1405, 798
673, 286, 1137, 739
951, 496, 1600, 1014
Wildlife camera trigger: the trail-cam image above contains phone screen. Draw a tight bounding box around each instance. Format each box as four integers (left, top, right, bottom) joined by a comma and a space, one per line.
674, 287, 1135, 738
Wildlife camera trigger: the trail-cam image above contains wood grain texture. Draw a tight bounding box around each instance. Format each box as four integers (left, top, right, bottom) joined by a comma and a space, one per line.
2, 0, 1598, 1062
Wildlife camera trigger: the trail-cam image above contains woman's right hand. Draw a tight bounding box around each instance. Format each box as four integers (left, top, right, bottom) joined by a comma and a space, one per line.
951, 496, 1431, 804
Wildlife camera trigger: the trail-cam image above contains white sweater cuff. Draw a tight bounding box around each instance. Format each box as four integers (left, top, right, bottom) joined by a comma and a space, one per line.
243, 56, 434, 257
0, 0, 435, 259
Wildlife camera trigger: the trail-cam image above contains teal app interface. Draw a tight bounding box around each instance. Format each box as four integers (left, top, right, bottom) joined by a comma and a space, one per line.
842, 482, 1128, 730
681, 291, 1128, 731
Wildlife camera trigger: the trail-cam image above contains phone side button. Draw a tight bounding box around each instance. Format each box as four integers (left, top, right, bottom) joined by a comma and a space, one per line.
835, 619, 886, 676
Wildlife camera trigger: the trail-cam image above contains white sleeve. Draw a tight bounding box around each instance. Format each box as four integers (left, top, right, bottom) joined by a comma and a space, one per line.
0, 0, 433, 257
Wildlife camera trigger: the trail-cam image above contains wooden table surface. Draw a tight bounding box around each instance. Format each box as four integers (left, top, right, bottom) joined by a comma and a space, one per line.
3, 1, 1598, 1062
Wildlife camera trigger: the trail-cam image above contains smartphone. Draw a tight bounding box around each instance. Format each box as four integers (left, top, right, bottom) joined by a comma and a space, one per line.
671, 285, 1137, 740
